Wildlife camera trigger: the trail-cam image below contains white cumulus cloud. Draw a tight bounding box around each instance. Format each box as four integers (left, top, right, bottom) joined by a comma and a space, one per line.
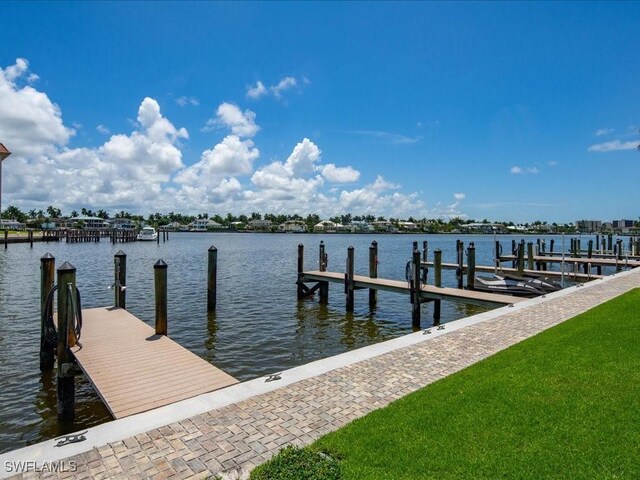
205, 103, 260, 138
320, 164, 360, 183
453, 192, 466, 200
246, 81, 267, 99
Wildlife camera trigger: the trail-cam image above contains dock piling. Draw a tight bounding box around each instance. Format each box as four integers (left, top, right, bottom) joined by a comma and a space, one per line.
207, 246, 217, 312
154, 260, 168, 335
56, 261, 77, 422
40, 253, 56, 371
114, 250, 127, 309
368, 241, 377, 308
297, 244, 305, 300
456, 240, 464, 289
467, 243, 476, 290
319, 241, 329, 303
346, 246, 355, 312
527, 242, 534, 270
411, 248, 421, 327
517, 241, 525, 277
422, 241, 429, 283
433, 248, 442, 324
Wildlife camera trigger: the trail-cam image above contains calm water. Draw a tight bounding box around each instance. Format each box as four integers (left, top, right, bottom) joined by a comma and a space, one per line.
0, 232, 604, 453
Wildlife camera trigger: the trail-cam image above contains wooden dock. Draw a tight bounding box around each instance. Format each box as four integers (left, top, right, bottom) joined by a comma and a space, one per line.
71, 307, 237, 419
301, 270, 525, 308
421, 262, 605, 282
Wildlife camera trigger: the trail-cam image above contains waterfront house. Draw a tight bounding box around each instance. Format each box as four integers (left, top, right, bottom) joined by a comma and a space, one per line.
0, 219, 26, 229
247, 219, 273, 231
371, 220, 393, 232
70, 216, 110, 230
349, 221, 374, 233
398, 221, 419, 231
109, 218, 136, 230
189, 219, 224, 231
278, 220, 307, 233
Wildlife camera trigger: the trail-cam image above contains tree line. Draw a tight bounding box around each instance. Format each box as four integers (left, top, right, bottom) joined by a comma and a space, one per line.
0, 204, 595, 233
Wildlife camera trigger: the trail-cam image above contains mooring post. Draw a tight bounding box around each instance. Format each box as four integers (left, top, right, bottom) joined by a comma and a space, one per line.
586, 240, 593, 274
541, 239, 547, 271
433, 249, 442, 324
467, 243, 476, 290
517, 242, 525, 277
297, 244, 305, 300
412, 248, 421, 327
154, 260, 168, 335
527, 241, 534, 270
494, 240, 501, 274
207, 246, 217, 312
29, 230, 33, 248
156, 230, 160, 245
114, 250, 127, 309
511, 239, 516, 268
368, 241, 377, 308
3, 229, 7, 249
40, 253, 56, 371
550, 239, 555, 255
608, 234, 613, 252
456, 240, 464, 289
422, 241, 428, 283
319, 241, 329, 303
56, 261, 76, 422
346, 246, 355, 312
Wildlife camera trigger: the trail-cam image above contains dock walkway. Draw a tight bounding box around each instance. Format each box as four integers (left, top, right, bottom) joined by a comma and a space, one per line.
301, 270, 525, 307
421, 262, 604, 282
499, 254, 640, 268
4, 269, 639, 480
72, 308, 237, 419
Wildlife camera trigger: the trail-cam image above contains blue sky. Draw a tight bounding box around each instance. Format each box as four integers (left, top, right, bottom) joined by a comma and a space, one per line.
0, 2, 638, 223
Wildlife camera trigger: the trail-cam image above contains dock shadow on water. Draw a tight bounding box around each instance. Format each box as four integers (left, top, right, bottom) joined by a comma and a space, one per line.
0, 232, 599, 453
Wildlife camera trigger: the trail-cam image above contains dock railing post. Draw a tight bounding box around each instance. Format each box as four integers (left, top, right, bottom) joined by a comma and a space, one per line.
207, 246, 217, 312
467, 243, 475, 290
433, 249, 442, 324
56, 261, 76, 422
154, 260, 168, 335
40, 253, 56, 371
297, 244, 305, 300
346, 246, 355, 312
412, 248, 421, 327
368, 241, 377, 308
319, 241, 329, 303
114, 250, 127, 309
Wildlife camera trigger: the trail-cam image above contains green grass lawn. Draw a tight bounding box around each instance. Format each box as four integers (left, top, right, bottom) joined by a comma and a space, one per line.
298, 288, 640, 479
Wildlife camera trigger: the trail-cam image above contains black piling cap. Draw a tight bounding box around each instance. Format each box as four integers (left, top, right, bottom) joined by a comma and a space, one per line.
57, 261, 76, 273
41, 252, 55, 261
208, 245, 217, 252
115, 250, 126, 257
154, 259, 168, 269
372, 240, 377, 246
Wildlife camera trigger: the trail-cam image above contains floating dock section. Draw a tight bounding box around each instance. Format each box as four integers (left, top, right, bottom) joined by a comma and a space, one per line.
72, 307, 238, 419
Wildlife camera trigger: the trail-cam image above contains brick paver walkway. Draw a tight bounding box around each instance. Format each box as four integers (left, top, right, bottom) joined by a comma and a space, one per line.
15, 269, 640, 479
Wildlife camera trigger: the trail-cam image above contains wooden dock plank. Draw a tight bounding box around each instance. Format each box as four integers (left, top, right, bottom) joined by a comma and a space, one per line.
72, 307, 238, 419
301, 271, 524, 307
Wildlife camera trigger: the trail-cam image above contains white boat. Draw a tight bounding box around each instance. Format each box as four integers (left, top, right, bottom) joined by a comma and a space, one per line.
136, 227, 158, 241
